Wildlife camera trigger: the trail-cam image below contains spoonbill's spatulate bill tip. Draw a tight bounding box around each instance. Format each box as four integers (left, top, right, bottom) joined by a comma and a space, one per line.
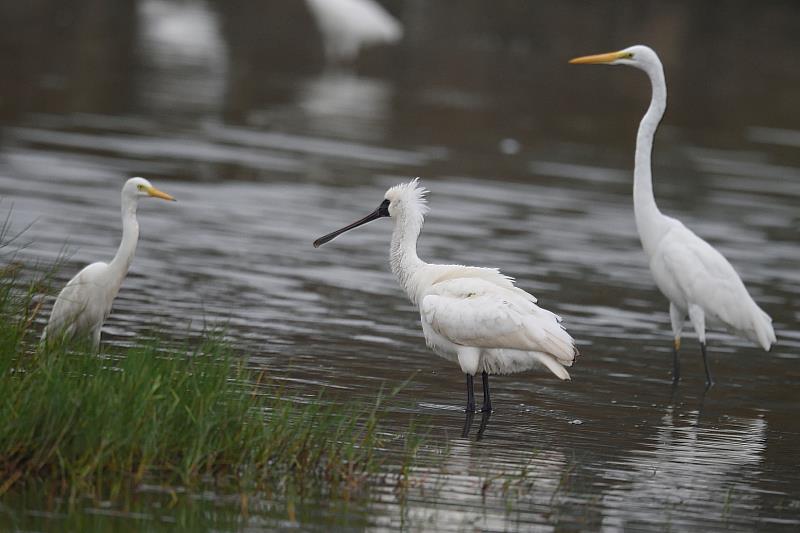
314, 178, 578, 411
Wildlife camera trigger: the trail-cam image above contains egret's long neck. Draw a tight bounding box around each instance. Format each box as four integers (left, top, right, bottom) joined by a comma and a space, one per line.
634, 61, 668, 255
108, 194, 139, 285
390, 209, 425, 304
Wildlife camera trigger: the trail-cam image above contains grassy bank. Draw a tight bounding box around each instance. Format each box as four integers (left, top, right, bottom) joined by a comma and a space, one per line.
0, 230, 411, 507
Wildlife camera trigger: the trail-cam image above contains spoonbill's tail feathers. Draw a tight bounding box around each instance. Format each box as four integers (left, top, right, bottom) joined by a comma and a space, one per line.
482, 349, 572, 380
537, 352, 572, 380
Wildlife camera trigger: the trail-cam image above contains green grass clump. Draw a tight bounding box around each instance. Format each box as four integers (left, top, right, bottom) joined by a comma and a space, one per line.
0, 337, 383, 501
0, 221, 388, 504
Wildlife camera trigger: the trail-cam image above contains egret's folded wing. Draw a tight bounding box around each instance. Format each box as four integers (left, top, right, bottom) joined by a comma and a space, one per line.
658, 230, 758, 330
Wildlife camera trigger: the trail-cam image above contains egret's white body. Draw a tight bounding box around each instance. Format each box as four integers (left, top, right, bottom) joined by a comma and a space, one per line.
42, 177, 175, 351
571, 45, 775, 383
305, 0, 403, 62
314, 179, 578, 411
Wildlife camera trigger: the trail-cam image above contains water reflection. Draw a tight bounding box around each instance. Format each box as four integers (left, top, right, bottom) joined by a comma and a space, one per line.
297, 72, 395, 141
373, 437, 570, 530
461, 410, 491, 440
600, 396, 768, 530
137, 0, 228, 116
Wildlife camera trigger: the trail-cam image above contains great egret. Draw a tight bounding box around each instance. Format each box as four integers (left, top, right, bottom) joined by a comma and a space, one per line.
305, 0, 403, 62
314, 179, 578, 412
570, 45, 776, 385
42, 177, 176, 351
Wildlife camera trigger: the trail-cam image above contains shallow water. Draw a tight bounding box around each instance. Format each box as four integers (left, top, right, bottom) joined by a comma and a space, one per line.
1, 1, 799, 530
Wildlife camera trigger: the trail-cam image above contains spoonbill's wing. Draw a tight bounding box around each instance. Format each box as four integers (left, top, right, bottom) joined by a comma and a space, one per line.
421, 277, 577, 364
429, 265, 538, 303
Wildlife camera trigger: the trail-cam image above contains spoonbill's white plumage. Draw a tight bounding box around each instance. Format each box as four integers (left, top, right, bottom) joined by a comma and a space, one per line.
570, 45, 775, 385
305, 0, 403, 62
42, 177, 176, 351
314, 179, 578, 412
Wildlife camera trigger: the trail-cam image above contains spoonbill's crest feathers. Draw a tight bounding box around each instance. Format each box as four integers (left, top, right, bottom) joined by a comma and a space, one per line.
385, 178, 429, 213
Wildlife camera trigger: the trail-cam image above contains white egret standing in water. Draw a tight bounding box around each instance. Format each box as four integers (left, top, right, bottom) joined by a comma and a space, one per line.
314, 179, 578, 412
42, 177, 176, 351
305, 0, 403, 62
570, 45, 776, 385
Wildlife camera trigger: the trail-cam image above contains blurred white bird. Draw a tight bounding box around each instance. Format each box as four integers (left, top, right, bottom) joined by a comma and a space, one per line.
305, 0, 403, 62
42, 178, 176, 351
314, 179, 578, 412
570, 45, 776, 385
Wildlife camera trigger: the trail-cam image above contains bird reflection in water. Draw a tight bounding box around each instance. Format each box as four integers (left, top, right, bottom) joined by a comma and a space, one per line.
462, 411, 492, 440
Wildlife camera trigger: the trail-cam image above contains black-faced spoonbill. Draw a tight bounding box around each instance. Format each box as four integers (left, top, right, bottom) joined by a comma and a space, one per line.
570, 46, 776, 386
42, 177, 176, 351
314, 179, 578, 412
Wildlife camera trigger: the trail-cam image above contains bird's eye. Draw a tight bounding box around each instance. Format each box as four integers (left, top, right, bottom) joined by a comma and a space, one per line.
137, 185, 144, 191
623, 52, 634, 59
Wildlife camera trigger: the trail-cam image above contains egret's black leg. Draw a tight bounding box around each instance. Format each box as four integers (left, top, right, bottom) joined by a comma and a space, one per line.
465, 374, 476, 413
700, 342, 714, 388
672, 337, 681, 383
480, 371, 493, 413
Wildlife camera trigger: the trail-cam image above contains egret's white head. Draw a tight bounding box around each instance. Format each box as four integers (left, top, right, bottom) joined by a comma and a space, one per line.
569, 44, 660, 73
123, 177, 176, 202
313, 178, 429, 248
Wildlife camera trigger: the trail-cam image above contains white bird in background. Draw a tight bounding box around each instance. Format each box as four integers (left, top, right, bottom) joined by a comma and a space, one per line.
42, 178, 176, 351
314, 179, 578, 412
305, 0, 403, 62
570, 45, 776, 385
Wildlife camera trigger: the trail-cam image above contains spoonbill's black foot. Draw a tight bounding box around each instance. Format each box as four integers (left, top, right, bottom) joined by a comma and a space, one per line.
476, 411, 491, 441
461, 411, 475, 438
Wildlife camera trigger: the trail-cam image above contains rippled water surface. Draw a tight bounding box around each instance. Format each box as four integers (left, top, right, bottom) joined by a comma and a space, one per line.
1, 1, 799, 530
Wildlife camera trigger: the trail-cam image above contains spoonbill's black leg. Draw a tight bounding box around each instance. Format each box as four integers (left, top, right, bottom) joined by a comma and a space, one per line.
700, 342, 714, 388
465, 374, 476, 413
480, 371, 493, 413
672, 338, 681, 383
461, 411, 475, 438
476, 411, 492, 441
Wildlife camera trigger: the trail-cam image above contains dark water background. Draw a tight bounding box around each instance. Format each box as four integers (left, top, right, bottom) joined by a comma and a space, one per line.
0, 1, 799, 530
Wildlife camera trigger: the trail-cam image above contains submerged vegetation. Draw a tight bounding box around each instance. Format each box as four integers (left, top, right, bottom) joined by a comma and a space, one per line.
0, 221, 414, 509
